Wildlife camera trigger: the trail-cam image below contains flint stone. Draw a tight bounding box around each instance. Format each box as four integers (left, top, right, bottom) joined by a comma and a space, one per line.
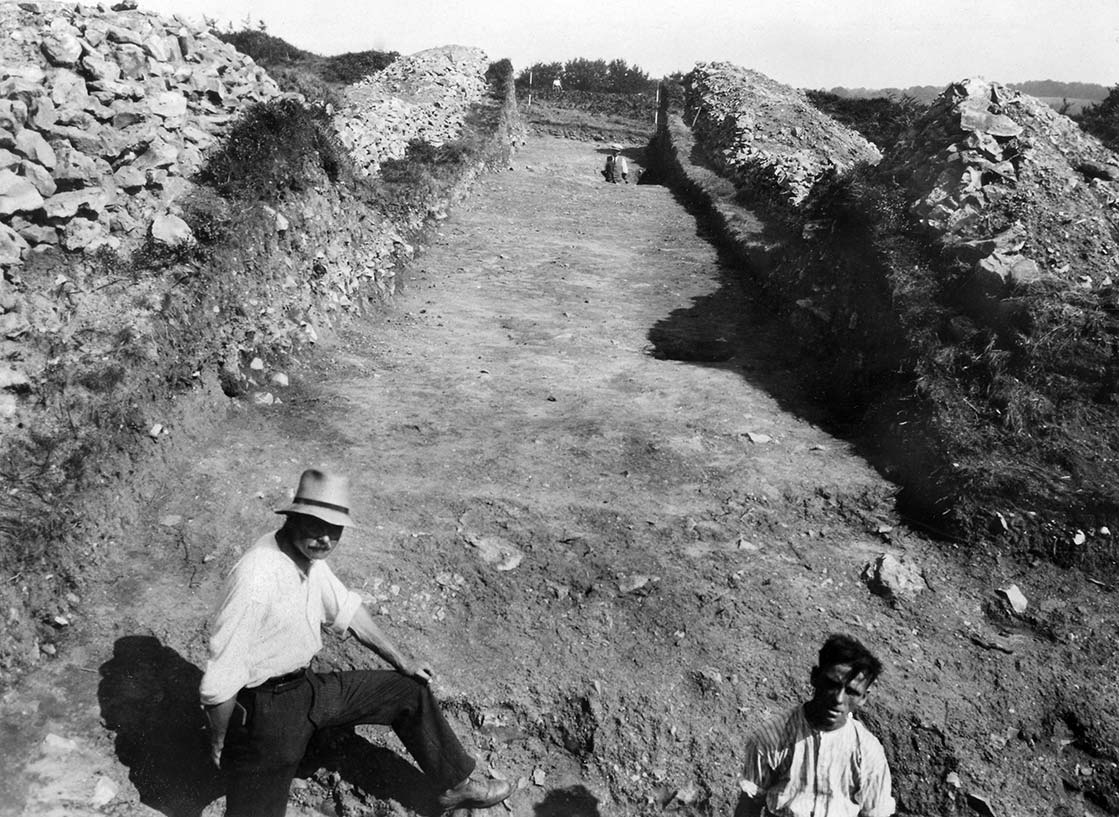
20, 160, 56, 197
149, 212, 193, 246
959, 102, 1023, 138
61, 216, 109, 251
81, 53, 122, 83
0, 130, 12, 151
0, 77, 43, 110
974, 252, 1049, 294
45, 124, 103, 155
82, 23, 108, 48
50, 69, 89, 107
0, 169, 45, 215
113, 165, 147, 188
862, 553, 927, 602
3, 65, 46, 84
161, 34, 184, 63
14, 130, 57, 170
105, 25, 144, 47
142, 35, 170, 62
112, 0, 139, 9
111, 108, 146, 129
176, 32, 195, 61
132, 138, 179, 171
0, 223, 29, 265
29, 97, 57, 130
43, 187, 110, 219
150, 92, 188, 119
54, 106, 98, 129
114, 44, 149, 80
0, 100, 27, 133
87, 79, 144, 100
42, 30, 83, 66
13, 219, 58, 245
0, 150, 20, 170
52, 144, 103, 184
181, 124, 214, 148
950, 223, 1027, 263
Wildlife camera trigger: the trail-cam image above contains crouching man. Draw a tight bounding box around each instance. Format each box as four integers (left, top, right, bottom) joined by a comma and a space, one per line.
200, 468, 514, 815
736, 634, 896, 817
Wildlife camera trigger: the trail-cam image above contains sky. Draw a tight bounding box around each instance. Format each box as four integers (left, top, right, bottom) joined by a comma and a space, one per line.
139, 0, 1119, 90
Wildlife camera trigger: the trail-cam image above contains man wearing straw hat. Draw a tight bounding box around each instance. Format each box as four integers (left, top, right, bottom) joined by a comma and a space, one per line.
199, 468, 513, 815
604, 143, 628, 183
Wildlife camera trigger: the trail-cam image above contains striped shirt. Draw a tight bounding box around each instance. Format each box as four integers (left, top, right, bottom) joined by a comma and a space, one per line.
739, 705, 896, 817
199, 532, 363, 705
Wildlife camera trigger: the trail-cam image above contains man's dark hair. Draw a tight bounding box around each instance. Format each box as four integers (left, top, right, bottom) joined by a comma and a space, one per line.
818, 633, 883, 683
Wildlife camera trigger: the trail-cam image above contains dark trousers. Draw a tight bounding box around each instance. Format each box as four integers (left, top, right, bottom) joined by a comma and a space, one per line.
221, 670, 476, 817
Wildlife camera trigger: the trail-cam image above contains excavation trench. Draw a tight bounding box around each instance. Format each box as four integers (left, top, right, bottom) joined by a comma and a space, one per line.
2, 133, 1111, 817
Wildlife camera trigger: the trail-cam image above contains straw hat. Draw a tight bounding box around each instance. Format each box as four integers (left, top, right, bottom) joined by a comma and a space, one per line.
276, 469, 353, 527
610, 142, 623, 151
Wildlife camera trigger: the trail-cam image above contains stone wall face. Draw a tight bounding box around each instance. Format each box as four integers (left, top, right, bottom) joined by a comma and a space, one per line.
0, 0, 283, 267
683, 62, 881, 214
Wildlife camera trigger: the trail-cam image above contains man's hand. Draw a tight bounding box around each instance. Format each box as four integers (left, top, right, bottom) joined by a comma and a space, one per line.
400, 659, 435, 684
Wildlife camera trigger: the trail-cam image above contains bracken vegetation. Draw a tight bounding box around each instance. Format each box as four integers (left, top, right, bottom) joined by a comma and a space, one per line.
1076, 85, 1119, 152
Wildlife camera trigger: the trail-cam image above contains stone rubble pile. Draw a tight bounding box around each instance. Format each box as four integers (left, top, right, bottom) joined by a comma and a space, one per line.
882, 77, 1119, 296
333, 45, 489, 175
683, 62, 881, 212
0, 0, 283, 273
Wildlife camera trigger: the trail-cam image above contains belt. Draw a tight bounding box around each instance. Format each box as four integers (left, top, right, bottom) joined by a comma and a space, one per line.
256, 667, 309, 689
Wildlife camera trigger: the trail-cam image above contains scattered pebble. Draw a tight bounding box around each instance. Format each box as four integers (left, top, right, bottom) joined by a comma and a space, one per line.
89, 776, 119, 807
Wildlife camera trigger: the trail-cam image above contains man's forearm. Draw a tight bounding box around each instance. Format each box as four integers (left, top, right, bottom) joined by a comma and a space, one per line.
349, 604, 408, 668
204, 698, 237, 742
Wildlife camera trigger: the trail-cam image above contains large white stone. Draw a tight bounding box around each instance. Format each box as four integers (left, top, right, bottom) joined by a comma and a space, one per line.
150, 91, 188, 119
41, 29, 83, 66
20, 160, 56, 197
61, 216, 108, 251
43, 187, 110, 219
14, 129, 56, 169
150, 212, 193, 246
0, 168, 44, 215
0, 222, 29, 265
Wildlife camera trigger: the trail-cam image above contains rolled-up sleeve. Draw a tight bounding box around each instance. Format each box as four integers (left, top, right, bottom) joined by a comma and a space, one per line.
199, 575, 265, 705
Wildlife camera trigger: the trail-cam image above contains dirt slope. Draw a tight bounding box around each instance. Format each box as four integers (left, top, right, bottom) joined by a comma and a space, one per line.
1, 134, 1116, 817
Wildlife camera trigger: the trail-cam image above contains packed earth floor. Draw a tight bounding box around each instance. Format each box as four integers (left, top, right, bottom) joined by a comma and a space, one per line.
2, 134, 1117, 817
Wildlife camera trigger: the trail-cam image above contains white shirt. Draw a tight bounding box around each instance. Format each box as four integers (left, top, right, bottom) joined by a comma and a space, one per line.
199, 532, 363, 705
740, 705, 896, 817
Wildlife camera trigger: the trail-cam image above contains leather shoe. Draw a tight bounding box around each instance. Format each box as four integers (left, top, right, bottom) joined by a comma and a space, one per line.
437, 778, 514, 811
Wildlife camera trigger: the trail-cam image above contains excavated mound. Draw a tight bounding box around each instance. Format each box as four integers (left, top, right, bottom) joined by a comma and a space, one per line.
334, 45, 490, 175
683, 62, 881, 213
884, 77, 1119, 299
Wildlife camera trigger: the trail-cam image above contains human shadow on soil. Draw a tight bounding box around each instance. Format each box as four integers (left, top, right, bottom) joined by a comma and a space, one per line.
98, 637, 445, 816
534, 784, 602, 816
98, 635, 223, 817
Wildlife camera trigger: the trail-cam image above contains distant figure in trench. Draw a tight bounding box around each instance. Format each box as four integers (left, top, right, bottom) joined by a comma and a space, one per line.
603, 143, 628, 183
199, 468, 514, 816
734, 634, 896, 817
